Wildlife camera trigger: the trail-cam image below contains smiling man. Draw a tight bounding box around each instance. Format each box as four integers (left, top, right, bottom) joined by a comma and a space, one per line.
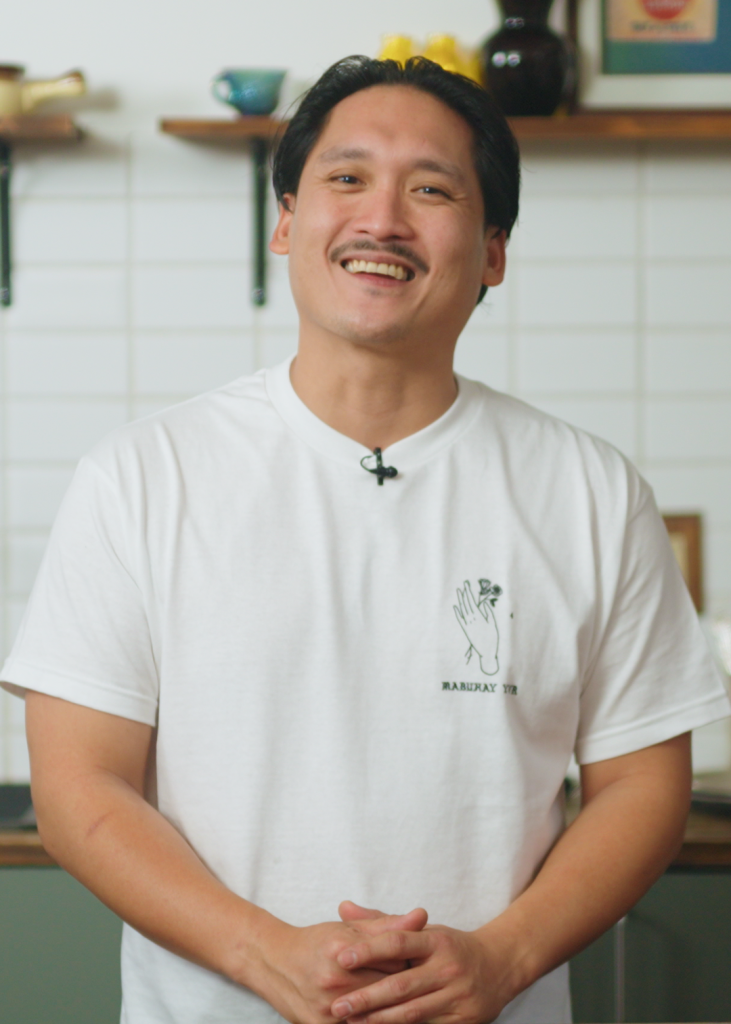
2, 56, 730, 1024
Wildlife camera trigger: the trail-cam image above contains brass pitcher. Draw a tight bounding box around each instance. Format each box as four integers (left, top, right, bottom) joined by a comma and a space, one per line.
0, 65, 86, 116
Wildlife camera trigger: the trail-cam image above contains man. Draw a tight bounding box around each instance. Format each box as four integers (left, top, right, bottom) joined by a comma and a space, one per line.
2, 56, 729, 1024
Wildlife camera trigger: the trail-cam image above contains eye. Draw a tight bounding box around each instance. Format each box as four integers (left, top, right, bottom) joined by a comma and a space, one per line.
332, 174, 360, 185
417, 185, 450, 197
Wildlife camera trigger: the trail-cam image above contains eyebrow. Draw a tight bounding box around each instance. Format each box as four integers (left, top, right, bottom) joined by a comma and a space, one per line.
317, 147, 467, 184
317, 146, 370, 163
411, 158, 466, 184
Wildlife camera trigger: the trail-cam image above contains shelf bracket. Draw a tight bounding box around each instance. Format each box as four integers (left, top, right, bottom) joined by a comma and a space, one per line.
0, 140, 11, 307
251, 136, 268, 307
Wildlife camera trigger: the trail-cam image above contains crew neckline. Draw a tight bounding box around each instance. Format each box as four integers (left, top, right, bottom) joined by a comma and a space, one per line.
265, 355, 483, 472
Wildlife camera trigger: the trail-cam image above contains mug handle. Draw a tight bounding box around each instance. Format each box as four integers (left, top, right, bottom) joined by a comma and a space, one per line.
212, 74, 232, 103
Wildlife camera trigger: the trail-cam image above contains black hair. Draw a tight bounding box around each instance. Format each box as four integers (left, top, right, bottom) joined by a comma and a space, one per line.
272, 55, 521, 303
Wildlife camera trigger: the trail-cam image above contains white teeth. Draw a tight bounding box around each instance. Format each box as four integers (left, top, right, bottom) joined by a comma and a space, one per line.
343, 259, 408, 280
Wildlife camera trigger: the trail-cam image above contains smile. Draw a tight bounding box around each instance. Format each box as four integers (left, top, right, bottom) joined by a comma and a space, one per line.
342, 259, 413, 281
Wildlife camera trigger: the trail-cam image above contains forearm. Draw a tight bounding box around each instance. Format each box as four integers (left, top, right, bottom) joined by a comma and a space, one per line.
276, 739, 692, 1024
27, 693, 429, 1024
34, 765, 278, 987
478, 734, 691, 1002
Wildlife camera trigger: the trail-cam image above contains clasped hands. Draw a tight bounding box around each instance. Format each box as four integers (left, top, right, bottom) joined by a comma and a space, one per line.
258, 898, 514, 1024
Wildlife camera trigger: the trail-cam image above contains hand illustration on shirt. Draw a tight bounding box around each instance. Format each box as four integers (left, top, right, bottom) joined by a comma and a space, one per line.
454, 580, 500, 676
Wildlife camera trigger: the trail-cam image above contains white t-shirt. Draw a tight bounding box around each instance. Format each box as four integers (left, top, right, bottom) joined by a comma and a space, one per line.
3, 359, 729, 1024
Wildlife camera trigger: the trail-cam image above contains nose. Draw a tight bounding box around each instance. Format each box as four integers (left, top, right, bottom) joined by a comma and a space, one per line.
350, 183, 414, 241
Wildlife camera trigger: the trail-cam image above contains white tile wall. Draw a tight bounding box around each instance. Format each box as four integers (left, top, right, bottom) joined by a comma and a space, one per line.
520, 146, 639, 195
132, 199, 251, 263
516, 196, 636, 260
646, 333, 731, 394
645, 197, 731, 260
645, 400, 731, 461
13, 136, 128, 199
1, 133, 730, 780
516, 264, 637, 327
135, 333, 255, 394
454, 328, 510, 393
6, 268, 128, 329
7, 333, 128, 395
8, 535, 50, 595
131, 131, 252, 198
7, 400, 128, 462
646, 265, 731, 327
645, 465, 731, 528
705, 527, 731, 597
517, 331, 636, 393
14, 199, 128, 264
7, 467, 76, 528
132, 266, 255, 329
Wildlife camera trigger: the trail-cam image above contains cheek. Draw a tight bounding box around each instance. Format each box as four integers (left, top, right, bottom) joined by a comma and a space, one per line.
432, 230, 486, 285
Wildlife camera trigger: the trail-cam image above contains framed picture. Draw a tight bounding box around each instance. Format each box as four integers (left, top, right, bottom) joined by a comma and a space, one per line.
662, 513, 703, 613
576, 0, 731, 107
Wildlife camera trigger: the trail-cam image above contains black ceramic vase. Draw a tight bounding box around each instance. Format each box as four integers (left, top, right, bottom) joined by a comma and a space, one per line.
482, 0, 574, 116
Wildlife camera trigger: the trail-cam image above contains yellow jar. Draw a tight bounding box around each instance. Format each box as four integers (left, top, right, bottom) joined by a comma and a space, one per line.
378, 35, 415, 67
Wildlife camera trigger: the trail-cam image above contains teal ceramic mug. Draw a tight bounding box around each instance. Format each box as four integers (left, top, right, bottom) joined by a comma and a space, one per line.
211, 68, 286, 115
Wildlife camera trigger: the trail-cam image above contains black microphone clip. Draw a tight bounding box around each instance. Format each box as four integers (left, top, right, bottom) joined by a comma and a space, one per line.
360, 447, 398, 486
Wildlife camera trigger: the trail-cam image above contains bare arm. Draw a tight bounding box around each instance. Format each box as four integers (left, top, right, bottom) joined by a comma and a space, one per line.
329, 733, 691, 1024
25, 692, 426, 1024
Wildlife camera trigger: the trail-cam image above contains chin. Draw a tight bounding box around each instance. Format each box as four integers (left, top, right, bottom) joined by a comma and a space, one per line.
327, 312, 413, 348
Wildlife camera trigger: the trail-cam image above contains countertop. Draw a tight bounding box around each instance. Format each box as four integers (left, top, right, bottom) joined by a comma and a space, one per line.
3, 807, 731, 867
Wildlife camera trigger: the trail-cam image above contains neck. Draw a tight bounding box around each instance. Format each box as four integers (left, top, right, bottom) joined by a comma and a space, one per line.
289, 331, 459, 451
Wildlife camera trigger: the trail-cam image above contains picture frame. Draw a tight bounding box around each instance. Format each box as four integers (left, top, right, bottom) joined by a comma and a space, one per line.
662, 513, 704, 613
574, 0, 731, 108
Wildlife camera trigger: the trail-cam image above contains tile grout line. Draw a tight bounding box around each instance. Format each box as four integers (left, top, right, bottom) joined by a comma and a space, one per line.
126, 131, 135, 424
635, 143, 647, 470
506, 229, 519, 397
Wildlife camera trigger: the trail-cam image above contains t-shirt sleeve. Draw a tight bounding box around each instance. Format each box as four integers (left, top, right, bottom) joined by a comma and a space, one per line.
575, 479, 730, 764
0, 455, 159, 725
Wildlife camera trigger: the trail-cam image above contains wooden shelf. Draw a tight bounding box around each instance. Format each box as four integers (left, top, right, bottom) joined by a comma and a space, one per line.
513, 109, 731, 142
160, 116, 283, 141
160, 109, 731, 145
0, 114, 81, 142
674, 809, 731, 868
0, 830, 55, 867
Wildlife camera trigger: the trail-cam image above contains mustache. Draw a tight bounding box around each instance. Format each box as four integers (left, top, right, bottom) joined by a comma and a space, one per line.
330, 239, 429, 275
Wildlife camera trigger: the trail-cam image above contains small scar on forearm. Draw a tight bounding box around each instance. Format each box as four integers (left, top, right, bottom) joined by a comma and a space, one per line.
85, 811, 113, 840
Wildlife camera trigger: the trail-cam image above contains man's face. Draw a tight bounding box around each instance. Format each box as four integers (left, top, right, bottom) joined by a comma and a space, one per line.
270, 85, 506, 352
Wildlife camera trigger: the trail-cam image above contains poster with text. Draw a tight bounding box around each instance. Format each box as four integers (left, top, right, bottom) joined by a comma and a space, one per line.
603, 0, 731, 72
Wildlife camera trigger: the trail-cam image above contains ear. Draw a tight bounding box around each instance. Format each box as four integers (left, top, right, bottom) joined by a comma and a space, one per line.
481, 228, 507, 288
269, 194, 296, 255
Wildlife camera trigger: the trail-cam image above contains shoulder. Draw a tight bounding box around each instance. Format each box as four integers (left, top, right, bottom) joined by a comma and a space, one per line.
462, 377, 650, 518
82, 370, 275, 481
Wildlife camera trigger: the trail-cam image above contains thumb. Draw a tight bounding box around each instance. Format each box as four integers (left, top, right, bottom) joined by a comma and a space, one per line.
338, 900, 383, 922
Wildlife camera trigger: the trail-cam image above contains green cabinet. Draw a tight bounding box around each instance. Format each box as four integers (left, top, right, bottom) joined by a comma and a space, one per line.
0, 867, 122, 1024
3, 865, 731, 1024
571, 868, 731, 1023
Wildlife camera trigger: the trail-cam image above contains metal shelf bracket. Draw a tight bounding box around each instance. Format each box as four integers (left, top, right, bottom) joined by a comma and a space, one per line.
251, 136, 269, 307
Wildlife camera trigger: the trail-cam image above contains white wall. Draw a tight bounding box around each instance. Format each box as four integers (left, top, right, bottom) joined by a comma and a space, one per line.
1, 0, 730, 780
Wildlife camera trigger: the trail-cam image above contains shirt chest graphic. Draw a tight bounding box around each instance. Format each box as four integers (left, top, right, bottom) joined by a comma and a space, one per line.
443, 576, 518, 697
